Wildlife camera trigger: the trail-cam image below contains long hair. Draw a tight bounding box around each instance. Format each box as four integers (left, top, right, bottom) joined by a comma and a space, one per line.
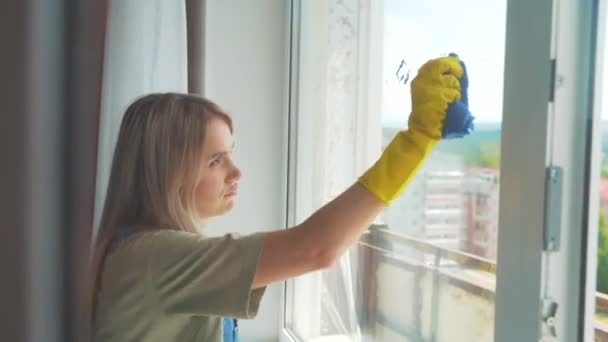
87, 93, 232, 328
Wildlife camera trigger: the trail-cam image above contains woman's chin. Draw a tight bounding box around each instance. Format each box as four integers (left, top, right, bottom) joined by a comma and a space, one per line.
199, 199, 236, 218
221, 197, 236, 212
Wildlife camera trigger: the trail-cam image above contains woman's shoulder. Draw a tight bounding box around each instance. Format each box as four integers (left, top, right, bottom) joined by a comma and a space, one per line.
133, 229, 246, 253
146, 229, 201, 240
108, 229, 193, 257
151, 230, 263, 252
113, 229, 264, 263
130, 229, 206, 251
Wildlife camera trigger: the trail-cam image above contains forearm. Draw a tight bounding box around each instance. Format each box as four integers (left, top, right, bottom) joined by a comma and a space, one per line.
295, 182, 385, 265
252, 183, 384, 288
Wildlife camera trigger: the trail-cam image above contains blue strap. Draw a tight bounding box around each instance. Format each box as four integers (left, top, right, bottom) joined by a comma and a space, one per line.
114, 226, 143, 241
108, 226, 145, 253
223, 318, 239, 342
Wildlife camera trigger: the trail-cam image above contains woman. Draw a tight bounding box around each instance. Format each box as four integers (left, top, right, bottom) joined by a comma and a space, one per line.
89, 54, 471, 341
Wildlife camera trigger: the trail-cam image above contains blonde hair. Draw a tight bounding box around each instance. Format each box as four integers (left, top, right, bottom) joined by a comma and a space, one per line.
87, 93, 232, 327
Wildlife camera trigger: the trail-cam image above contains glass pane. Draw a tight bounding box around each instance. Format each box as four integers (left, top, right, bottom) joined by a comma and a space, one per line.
370, 0, 506, 341
597, 235, 608, 339
285, 2, 375, 341
286, 1, 506, 341
596, 12, 608, 339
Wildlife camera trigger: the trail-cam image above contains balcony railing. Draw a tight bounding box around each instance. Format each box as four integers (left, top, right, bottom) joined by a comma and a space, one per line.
356, 225, 608, 341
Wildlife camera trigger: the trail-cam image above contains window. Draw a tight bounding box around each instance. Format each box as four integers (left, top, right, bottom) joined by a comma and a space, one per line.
377, 1, 505, 339
284, 1, 505, 341
282, 0, 598, 341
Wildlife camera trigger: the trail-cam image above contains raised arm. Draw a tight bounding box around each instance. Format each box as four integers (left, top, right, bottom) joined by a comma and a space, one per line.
253, 55, 473, 288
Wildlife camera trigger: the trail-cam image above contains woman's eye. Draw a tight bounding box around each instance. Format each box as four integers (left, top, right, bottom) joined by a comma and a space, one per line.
209, 158, 221, 166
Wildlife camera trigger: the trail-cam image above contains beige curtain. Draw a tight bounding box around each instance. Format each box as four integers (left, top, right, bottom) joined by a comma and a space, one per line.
94, 0, 189, 229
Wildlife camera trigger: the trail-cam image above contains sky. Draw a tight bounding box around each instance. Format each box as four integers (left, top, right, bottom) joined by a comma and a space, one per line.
382, 0, 508, 127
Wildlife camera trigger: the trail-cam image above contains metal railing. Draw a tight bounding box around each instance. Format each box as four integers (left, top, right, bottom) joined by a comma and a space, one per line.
359, 225, 608, 341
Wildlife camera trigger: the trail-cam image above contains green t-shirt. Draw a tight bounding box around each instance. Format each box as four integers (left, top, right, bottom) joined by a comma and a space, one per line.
93, 230, 267, 341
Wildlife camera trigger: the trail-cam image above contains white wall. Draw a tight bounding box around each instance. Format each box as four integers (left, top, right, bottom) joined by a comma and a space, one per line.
205, 1, 290, 341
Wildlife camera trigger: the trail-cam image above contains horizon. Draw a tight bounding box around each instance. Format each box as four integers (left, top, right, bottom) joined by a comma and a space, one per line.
382, 119, 503, 129
382, 119, 608, 129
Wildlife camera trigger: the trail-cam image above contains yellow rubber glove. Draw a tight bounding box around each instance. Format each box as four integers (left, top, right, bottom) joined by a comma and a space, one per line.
358, 55, 464, 204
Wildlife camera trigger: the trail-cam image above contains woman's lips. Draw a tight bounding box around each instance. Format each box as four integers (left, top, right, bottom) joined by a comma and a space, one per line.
225, 185, 238, 197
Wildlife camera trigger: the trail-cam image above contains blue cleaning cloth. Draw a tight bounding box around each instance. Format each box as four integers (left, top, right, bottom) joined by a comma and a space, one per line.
442, 53, 475, 139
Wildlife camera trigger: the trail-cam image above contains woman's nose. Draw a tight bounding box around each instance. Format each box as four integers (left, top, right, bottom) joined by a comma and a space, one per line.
228, 161, 241, 182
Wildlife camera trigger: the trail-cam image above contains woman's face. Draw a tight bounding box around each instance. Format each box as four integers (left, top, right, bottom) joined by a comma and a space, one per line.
194, 117, 241, 219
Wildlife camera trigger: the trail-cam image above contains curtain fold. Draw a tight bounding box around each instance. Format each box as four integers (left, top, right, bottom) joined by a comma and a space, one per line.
186, 0, 205, 94
66, 1, 110, 340
94, 0, 189, 229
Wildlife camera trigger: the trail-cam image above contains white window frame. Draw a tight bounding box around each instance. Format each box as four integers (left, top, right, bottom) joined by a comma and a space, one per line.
280, 0, 602, 341
280, 1, 385, 340
493, 0, 554, 340
496, 0, 600, 340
